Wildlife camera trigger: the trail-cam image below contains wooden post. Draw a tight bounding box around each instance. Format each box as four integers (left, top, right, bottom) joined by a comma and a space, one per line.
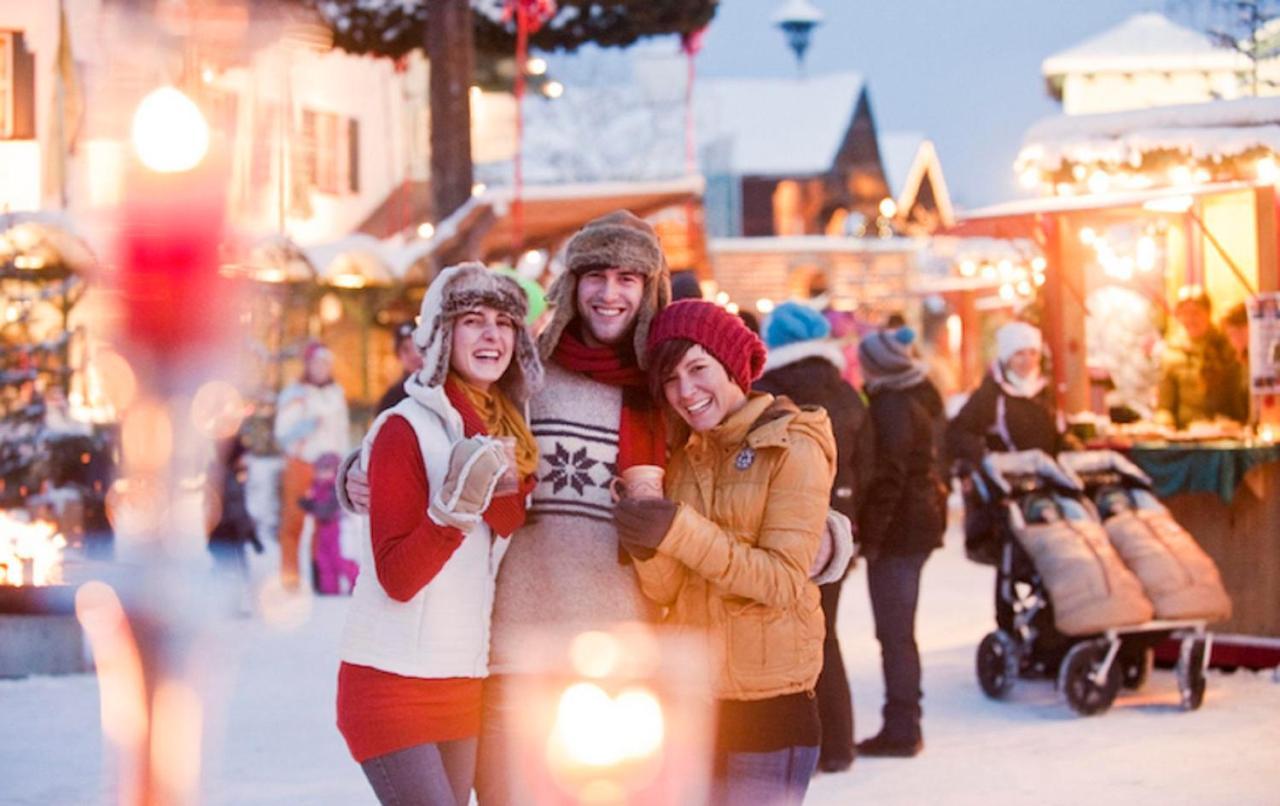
426, 0, 475, 223
1255, 185, 1279, 294
1038, 213, 1069, 413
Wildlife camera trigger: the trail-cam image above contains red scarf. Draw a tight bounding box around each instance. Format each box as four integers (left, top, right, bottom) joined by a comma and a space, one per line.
552, 329, 667, 470
444, 378, 532, 538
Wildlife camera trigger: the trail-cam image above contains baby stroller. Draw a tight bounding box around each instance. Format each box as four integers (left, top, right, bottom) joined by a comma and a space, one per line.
962, 450, 1213, 715
1058, 450, 1226, 706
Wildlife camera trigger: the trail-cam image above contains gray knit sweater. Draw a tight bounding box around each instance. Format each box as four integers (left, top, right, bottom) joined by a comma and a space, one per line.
488, 361, 658, 673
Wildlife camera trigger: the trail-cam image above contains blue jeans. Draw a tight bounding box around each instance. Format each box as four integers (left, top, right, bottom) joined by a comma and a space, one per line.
710, 745, 820, 806
360, 737, 477, 806
866, 551, 930, 742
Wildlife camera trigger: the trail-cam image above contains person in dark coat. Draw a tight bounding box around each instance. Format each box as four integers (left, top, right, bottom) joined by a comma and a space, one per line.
946, 321, 1065, 468
755, 301, 874, 774
374, 321, 425, 415
207, 436, 263, 607
856, 327, 946, 758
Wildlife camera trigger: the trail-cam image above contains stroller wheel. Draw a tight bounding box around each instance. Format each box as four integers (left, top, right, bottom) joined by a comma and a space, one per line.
976, 630, 1019, 699
1058, 639, 1121, 716
1118, 644, 1153, 690
1176, 638, 1207, 711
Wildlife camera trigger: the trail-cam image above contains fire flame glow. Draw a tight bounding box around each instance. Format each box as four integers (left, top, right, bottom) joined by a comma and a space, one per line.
0, 512, 66, 586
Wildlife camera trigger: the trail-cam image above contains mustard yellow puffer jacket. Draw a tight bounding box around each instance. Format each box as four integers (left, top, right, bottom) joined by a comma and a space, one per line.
634, 393, 836, 701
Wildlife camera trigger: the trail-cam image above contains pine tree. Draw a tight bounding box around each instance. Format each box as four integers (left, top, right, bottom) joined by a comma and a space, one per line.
303, 0, 718, 220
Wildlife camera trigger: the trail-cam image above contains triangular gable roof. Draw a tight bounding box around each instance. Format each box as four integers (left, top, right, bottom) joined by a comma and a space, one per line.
878, 132, 954, 228
695, 72, 866, 177
1042, 12, 1248, 78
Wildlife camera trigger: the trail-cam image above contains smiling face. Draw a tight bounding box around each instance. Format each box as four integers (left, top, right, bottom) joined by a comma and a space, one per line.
1006, 347, 1041, 379
661, 344, 747, 432
449, 305, 517, 391
575, 266, 645, 348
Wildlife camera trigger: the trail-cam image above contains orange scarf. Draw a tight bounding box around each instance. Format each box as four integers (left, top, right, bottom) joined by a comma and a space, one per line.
448, 373, 538, 478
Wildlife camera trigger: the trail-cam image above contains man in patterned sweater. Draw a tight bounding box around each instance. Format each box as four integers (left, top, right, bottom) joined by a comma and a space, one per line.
340, 210, 671, 804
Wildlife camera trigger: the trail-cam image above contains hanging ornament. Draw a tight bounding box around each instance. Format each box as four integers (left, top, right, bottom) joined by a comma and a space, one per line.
503, 0, 557, 251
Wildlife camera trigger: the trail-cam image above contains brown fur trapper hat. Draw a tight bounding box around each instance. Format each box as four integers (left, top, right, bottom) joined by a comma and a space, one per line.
538, 210, 672, 368
415, 262, 544, 404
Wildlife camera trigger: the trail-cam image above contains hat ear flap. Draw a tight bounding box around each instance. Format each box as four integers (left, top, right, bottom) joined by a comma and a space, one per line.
635, 259, 672, 369
537, 271, 579, 361
501, 326, 544, 404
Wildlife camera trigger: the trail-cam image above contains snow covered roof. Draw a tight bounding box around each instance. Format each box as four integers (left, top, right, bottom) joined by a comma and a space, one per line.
500, 69, 867, 185
877, 132, 955, 227
1042, 13, 1248, 77
695, 72, 866, 176
1019, 96, 1280, 171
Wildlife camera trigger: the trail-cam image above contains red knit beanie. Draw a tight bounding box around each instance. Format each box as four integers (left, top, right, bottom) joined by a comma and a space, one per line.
646, 300, 766, 392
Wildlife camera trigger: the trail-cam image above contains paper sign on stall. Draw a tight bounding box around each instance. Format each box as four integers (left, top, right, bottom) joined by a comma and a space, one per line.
1246, 293, 1280, 394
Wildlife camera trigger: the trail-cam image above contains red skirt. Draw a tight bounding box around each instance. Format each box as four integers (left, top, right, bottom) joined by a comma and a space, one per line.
336, 662, 483, 763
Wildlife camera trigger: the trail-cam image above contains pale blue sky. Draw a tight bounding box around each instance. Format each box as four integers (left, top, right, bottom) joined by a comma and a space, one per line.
693, 0, 1179, 208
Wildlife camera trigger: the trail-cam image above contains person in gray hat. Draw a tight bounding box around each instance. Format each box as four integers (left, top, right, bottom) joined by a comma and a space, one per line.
855, 326, 946, 759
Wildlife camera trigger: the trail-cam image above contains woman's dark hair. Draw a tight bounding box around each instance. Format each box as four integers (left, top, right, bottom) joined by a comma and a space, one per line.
648, 337, 698, 401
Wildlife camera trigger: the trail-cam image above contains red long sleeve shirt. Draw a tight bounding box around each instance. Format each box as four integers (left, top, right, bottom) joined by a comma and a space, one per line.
337, 387, 531, 762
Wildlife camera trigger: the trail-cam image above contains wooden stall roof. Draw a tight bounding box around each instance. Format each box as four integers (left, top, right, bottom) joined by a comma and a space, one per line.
424, 176, 706, 267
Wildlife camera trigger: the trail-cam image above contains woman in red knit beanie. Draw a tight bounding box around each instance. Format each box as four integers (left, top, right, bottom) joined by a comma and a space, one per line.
616, 299, 837, 804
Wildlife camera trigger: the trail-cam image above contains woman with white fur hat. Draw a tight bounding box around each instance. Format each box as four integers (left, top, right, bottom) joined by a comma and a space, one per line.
336, 262, 542, 806
945, 320, 1069, 469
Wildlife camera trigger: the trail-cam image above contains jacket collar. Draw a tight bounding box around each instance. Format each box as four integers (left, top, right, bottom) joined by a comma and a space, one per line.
402, 372, 465, 438
762, 339, 846, 373
695, 392, 800, 450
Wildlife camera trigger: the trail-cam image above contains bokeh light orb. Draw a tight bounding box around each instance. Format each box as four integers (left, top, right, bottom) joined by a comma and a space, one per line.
131, 87, 210, 173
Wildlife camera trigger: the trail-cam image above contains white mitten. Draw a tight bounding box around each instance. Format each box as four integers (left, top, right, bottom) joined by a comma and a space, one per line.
810, 509, 855, 585
428, 437, 509, 531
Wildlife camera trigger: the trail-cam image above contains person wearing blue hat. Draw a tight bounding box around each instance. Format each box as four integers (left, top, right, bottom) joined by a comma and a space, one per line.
756, 300, 874, 773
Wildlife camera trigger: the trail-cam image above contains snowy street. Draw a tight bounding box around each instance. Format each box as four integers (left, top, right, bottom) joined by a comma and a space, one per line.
2, 524, 1277, 806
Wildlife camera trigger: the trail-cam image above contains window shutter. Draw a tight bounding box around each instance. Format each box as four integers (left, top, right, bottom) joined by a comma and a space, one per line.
11, 32, 35, 140
347, 117, 359, 194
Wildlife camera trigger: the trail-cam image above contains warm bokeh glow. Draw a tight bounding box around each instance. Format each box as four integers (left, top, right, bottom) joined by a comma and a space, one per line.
190, 381, 247, 440
121, 399, 174, 472
151, 681, 204, 798
0, 514, 66, 586
569, 631, 621, 679
75, 581, 148, 748
131, 87, 210, 173
548, 682, 665, 769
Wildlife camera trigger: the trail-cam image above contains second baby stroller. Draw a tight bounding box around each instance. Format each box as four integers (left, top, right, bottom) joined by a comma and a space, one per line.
965, 450, 1212, 715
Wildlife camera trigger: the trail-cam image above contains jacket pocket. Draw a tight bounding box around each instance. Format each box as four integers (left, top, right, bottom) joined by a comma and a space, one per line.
725, 600, 792, 681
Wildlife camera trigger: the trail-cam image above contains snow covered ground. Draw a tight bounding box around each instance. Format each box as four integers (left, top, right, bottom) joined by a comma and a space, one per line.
2, 525, 1277, 805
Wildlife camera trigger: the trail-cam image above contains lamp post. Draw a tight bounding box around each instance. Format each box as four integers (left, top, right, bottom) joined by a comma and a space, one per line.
772, 0, 824, 76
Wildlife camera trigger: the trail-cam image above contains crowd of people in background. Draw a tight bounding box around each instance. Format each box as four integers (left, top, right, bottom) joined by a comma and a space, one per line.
200, 207, 1258, 805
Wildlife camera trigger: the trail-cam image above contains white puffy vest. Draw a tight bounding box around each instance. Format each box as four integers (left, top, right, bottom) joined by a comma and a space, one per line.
339, 385, 510, 678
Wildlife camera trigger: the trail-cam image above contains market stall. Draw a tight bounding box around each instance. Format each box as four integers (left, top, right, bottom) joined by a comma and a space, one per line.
954, 97, 1280, 648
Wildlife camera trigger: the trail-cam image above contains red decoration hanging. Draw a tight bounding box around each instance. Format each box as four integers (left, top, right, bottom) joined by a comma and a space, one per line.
680, 26, 708, 280
504, 0, 557, 253
681, 27, 706, 176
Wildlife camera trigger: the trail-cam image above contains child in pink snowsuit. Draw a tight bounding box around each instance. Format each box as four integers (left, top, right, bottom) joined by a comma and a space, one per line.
300, 452, 359, 594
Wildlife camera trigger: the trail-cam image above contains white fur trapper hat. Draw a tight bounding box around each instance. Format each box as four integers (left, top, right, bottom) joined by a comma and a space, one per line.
996, 321, 1043, 364
414, 262, 543, 403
